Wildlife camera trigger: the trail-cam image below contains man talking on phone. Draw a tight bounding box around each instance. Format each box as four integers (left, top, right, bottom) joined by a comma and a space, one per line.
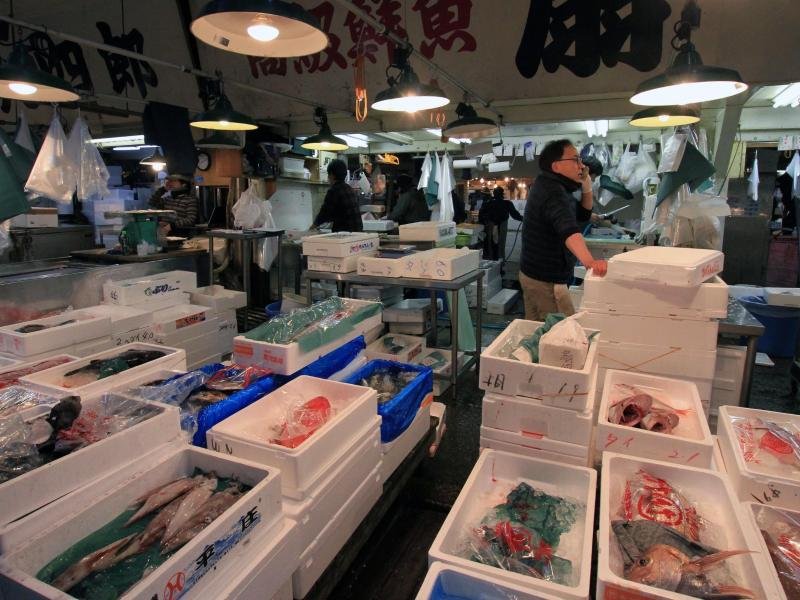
519, 139, 608, 320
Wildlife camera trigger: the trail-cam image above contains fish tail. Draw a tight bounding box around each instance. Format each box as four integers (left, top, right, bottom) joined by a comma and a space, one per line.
704, 584, 756, 598
685, 549, 754, 573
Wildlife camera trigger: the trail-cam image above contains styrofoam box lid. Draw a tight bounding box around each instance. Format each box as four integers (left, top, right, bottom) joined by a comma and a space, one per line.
600, 370, 713, 442
416, 563, 563, 600
302, 232, 378, 245
152, 303, 211, 324
607, 247, 724, 286
719, 405, 800, 483
429, 449, 596, 599
764, 287, 800, 306
82, 303, 153, 332
599, 452, 773, 600
105, 269, 197, 290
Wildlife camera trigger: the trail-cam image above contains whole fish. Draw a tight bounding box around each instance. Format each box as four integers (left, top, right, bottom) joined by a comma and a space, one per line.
161, 489, 241, 554
16, 319, 76, 334
162, 475, 217, 542
125, 475, 202, 526
52, 533, 137, 592
625, 543, 755, 599
114, 494, 188, 562
612, 520, 716, 569
641, 409, 680, 434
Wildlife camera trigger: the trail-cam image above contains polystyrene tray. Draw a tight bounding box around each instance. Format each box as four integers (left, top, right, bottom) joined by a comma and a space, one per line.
207, 376, 378, 500
428, 449, 597, 600
596, 370, 714, 468
597, 452, 773, 600
606, 247, 724, 287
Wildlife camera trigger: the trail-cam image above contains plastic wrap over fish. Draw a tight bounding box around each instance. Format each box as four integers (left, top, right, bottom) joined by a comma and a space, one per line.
753, 504, 800, 599
269, 395, 333, 448
730, 414, 800, 475
344, 359, 432, 443
0, 385, 57, 418
0, 356, 75, 390
246, 296, 345, 343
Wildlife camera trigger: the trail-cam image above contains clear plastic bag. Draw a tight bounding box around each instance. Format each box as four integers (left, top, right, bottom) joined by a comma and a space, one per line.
0, 386, 56, 418
246, 297, 345, 344
206, 365, 270, 391
255, 199, 278, 271
14, 110, 36, 154
659, 134, 687, 173
0, 414, 43, 483
729, 414, 800, 475
615, 145, 637, 183
538, 317, 589, 370
754, 505, 800, 598
231, 185, 264, 229
66, 116, 110, 200
269, 394, 333, 448
25, 111, 77, 203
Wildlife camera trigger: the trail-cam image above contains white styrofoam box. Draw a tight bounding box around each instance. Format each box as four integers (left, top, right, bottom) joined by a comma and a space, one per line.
0, 311, 112, 357
190, 285, 248, 311
291, 466, 382, 598
416, 563, 563, 600
357, 254, 409, 278
479, 437, 591, 467
10, 211, 59, 228
307, 252, 371, 273
71, 336, 114, 357
102, 270, 198, 306
363, 322, 385, 345
764, 287, 800, 307
188, 353, 224, 371
429, 450, 596, 600
204, 519, 301, 600
578, 312, 719, 351
480, 426, 590, 462
301, 232, 379, 258
216, 310, 239, 338
207, 376, 378, 500
402, 249, 437, 278
715, 345, 746, 391
0, 396, 181, 528
183, 333, 224, 364
482, 392, 594, 446
157, 317, 217, 347
413, 347, 463, 379
366, 333, 425, 363
92, 200, 125, 225
480, 319, 599, 411
717, 405, 800, 510
0, 355, 19, 368
419, 248, 481, 280
0, 444, 283, 600
349, 284, 403, 302
466, 277, 502, 309
381, 404, 430, 481
362, 219, 396, 231
389, 322, 428, 336
82, 303, 153, 335
112, 324, 157, 347
384, 299, 439, 325
283, 416, 381, 550
568, 286, 583, 311
151, 303, 212, 336
743, 502, 797, 600
233, 298, 382, 375
398, 221, 457, 242
712, 435, 726, 473
596, 370, 714, 468
20, 343, 187, 400
597, 452, 773, 600
597, 339, 717, 381
487, 288, 519, 315
606, 247, 724, 287
582, 272, 728, 320
0, 354, 77, 382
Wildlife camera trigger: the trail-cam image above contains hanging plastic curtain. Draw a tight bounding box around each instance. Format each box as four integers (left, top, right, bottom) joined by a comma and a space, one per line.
418, 151, 432, 190
14, 110, 35, 154
25, 109, 77, 204
748, 151, 759, 201
786, 151, 800, 198
436, 153, 454, 223
66, 116, 110, 200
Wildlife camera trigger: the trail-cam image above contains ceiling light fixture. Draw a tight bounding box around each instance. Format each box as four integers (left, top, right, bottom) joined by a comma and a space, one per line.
0, 43, 79, 102
443, 102, 499, 139
630, 105, 701, 127
372, 44, 449, 113
584, 120, 609, 138
190, 86, 257, 131
300, 107, 348, 151
773, 83, 800, 109
425, 128, 472, 144
192, 0, 328, 57
140, 147, 166, 172
630, 1, 747, 106
90, 134, 146, 148
196, 130, 243, 148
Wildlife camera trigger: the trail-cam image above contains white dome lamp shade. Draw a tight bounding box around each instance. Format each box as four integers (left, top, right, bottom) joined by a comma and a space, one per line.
443, 103, 499, 139
0, 44, 79, 102
372, 45, 449, 113
630, 0, 747, 106
191, 0, 329, 58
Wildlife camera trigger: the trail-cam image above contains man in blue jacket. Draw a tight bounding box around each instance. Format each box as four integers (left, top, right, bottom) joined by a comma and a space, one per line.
519, 139, 608, 320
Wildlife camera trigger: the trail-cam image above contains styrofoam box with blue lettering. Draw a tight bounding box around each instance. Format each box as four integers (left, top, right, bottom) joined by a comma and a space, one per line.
301, 232, 379, 258
0, 443, 283, 600
103, 270, 197, 306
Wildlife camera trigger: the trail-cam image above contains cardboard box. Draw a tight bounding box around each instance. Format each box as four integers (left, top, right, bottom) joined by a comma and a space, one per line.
301, 232, 379, 258
606, 246, 724, 287
429, 450, 596, 600
102, 270, 197, 306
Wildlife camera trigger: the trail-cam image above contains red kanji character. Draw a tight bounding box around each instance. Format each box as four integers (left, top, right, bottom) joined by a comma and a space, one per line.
412, 0, 476, 59
345, 0, 406, 65
669, 449, 680, 459
248, 56, 288, 78
622, 437, 634, 448
294, 1, 347, 74
604, 433, 618, 448
686, 452, 700, 463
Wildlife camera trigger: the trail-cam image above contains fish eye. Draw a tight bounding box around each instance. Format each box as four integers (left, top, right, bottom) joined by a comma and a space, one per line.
637, 557, 650, 567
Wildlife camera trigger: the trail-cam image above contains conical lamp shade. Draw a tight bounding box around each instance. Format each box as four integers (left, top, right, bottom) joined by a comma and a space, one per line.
0, 45, 79, 102
140, 147, 166, 170
191, 95, 257, 130
372, 68, 449, 112
629, 105, 700, 128
192, 0, 329, 58
443, 103, 498, 139
197, 130, 242, 148
301, 122, 348, 151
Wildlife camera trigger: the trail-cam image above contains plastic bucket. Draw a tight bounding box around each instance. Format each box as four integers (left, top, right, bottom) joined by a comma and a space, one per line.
265, 300, 283, 319
739, 296, 800, 357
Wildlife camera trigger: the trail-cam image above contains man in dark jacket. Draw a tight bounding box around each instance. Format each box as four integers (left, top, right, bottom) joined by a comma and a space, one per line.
312, 159, 363, 232
149, 173, 198, 236
479, 186, 523, 261
519, 139, 607, 320
389, 173, 430, 224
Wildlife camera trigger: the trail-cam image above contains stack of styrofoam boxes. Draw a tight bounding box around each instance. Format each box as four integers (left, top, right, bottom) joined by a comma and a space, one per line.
366, 333, 425, 364
398, 221, 457, 248
350, 283, 403, 308
303, 232, 379, 275
709, 345, 746, 430
0, 309, 114, 363
597, 452, 777, 600
478, 318, 600, 467
189, 285, 247, 359
466, 260, 502, 309
382, 298, 435, 335
429, 450, 597, 600
579, 247, 729, 418
207, 376, 383, 599
85, 188, 142, 248
405, 248, 480, 281
595, 370, 715, 469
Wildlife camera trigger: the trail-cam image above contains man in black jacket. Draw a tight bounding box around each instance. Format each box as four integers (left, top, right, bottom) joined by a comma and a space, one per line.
312, 159, 363, 232
479, 186, 523, 262
519, 139, 608, 320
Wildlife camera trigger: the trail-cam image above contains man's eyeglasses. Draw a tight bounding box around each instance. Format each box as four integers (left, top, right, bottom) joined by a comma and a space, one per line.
554, 157, 582, 164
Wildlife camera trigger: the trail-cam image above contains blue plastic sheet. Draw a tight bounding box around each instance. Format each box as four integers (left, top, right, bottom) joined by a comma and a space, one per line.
343, 359, 433, 443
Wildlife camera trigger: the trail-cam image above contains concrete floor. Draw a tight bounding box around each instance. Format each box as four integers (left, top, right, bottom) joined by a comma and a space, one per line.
328, 300, 800, 600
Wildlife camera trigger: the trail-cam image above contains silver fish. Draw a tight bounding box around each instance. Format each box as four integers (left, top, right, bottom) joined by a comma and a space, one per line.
161, 489, 241, 554
113, 493, 188, 562
162, 475, 217, 542
52, 533, 137, 592
125, 475, 202, 526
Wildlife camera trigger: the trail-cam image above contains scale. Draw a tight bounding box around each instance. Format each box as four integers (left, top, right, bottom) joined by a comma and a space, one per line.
103, 209, 176, 255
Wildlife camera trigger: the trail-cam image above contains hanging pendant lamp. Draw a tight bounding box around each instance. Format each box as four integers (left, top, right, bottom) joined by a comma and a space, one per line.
192, 0, 329, 58
372, 45, 449, 113
140, 147, 166, 171
191, 93, 257, 131
301, 107, 348, 151
630, 1, 747, 106
0, 44, 79, 102
629, 105, 700, 128
443, 103, 498, 139
197, 130, 243, 148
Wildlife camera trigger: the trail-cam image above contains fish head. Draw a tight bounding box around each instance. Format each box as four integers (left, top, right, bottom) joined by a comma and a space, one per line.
625, 544, 685, 590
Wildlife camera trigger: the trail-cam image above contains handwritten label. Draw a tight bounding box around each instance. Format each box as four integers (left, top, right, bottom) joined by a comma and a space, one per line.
750, 483, 781, 504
